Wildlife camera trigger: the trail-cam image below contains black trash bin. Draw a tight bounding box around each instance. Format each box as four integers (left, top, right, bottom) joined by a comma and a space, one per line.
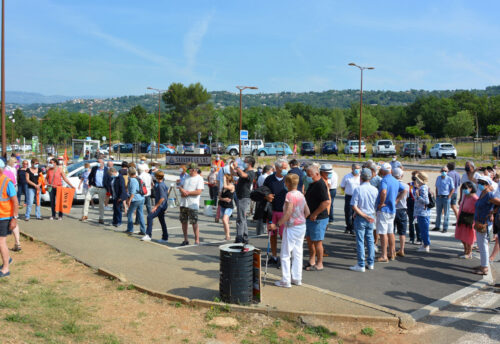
219, 243, 255, 304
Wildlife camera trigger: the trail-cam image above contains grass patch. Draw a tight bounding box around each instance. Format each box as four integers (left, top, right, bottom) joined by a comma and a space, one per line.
60, 320, 83, 335
360, 327, 375, 337
5, 312, 31, 323
260, 327, 279, 344
174, 301, 182, 308
296, 334, 306, 341
304, 325, 337, 339
27, 277, 40, 284
116, 285, 126, 291
126, 284, 135, 290
205, 303, 231, 321
202, 328, 216, 338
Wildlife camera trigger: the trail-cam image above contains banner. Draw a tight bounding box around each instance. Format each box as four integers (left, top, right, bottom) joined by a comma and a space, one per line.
165, 154, 212, 166
56, 187, 75, 214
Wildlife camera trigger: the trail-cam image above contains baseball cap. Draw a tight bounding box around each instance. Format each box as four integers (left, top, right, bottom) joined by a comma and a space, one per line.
360, 168, 372, 180
381, 163, 392, 171
392, 168, 403, 178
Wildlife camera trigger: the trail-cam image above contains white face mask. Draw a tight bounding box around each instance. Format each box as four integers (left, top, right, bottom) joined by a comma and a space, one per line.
179, 168, 184, 173
392, 158, 397, 161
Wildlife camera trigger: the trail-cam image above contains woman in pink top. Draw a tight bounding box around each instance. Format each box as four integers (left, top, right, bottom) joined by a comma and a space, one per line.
454, 181, 478, 259
270, 173, 310, 288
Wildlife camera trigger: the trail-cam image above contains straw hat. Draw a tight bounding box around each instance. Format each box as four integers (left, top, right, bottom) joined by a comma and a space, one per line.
415, 171, 429, 184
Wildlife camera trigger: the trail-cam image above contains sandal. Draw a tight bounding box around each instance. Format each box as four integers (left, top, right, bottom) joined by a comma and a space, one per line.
11, 244, 21, 252
305, 265, 323, 271
304, 262, 313, 269
376, 257, 389, 263
473, 269, 488, 275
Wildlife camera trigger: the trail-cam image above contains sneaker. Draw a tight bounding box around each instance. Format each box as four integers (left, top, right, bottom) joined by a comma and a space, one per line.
180, 241, 190, 246
58, 217, 62, 221
291, 279, 302, 286
158, 239, 168, 244
274, 280, 291, 288
431, 227, 440, 231
441, 230, 447, 233
367, 265, 374, 270
140, 235, 151, 242
459, 254, 472, 259
374, 246, 379, 253
349, 265, 365, 272
49, 217, 54, 220
417, 246, 430, 252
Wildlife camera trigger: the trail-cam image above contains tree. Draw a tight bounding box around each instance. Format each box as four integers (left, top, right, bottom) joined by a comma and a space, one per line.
348, 105, 379, 137
293, 115, 312, 140
123, 112, 141, 143
444, 110, 475, 137
265, 108, 294, 142
330, 109, 348, 139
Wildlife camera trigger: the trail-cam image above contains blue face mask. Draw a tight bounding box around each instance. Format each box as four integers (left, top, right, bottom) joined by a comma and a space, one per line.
239, 161, 247, 170
354, 169, 361, 175
477, 184, 485, 192
328, 173, 333, 179
441, 172, 447, 177
306, 176, 313, 184
463, 189, 470, 195
281, 169, 288, 176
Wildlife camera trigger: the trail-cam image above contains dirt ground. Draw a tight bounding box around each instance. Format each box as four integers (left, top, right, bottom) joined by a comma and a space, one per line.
0, 235, 429, 344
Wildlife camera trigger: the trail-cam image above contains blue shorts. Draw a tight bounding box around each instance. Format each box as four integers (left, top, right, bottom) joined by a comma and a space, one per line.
450, 193, 458, 206
306, 218, 328, 241
221, 207, 233, 217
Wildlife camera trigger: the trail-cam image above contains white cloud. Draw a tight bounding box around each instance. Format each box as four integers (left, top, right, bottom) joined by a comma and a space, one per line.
183, 12, 214, 74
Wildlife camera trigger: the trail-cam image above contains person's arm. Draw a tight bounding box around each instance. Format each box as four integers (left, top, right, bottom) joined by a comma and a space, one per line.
377, 189, 387, 211
9, 182, 19, 230
448, 187, 455, 199
309, 200, 330, 221
61, 171, 75, 188
352, 204, 375, 223
236, 166, 249, 179
273, 200, 294, 228
25, 170, 39, 189
395, 189, 407, 204
303, 202, 310, 218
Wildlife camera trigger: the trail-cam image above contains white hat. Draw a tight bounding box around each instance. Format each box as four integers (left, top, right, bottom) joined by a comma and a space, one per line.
392, 168, 403, 178
319, 164, 333, 172
477, 176, 492, 185
381, 163, 392, 171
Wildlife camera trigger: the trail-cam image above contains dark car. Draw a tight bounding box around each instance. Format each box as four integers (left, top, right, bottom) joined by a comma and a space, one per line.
321, 141, 338, 155
210, 142, 225, 154
113, 143, 133, 153
400, 143, 422, 158
301, 141, 315, 156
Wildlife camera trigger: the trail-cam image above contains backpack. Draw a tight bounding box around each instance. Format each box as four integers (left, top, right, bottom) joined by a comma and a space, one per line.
135, 177, 147, 196
427, 190, 436, 209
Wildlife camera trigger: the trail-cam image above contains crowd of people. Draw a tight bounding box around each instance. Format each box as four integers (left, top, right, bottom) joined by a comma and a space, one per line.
1, 151, 500, 284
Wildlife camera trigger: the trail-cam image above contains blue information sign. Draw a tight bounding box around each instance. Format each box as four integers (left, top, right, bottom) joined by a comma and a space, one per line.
240, 130, 248, 141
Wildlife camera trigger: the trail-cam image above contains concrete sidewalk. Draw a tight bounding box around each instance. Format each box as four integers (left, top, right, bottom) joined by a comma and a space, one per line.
19, 206, 404, 327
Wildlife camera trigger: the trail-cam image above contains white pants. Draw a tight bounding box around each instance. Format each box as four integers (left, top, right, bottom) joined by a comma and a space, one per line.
376, 211, 395, 235
280, 223, 306, 284
476, 231, 489, 268
82, 186, 107, 220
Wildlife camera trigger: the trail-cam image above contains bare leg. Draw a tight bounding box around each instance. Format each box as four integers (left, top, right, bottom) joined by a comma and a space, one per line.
373, 230, 379, 246
193, 224, 200, 244
451, 204, 458, 220
388, 233, 396, 258
313, 241, 324, 269
222, 215, 231, 240
0, 237, 10, 274
306, 236, 316, 266
490, 235, 499, 262
399, 235, 405, 254
181, 222, 188, 242
379, 234, 387, 260
12, 225, 20, 246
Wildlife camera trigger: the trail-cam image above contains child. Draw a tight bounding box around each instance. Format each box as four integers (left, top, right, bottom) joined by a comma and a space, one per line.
270, 173, 310, 287
218, 173, 235, 241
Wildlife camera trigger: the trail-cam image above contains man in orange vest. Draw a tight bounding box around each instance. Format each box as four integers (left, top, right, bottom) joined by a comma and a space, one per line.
212, 154, 224, 172
0, 159, 19, 278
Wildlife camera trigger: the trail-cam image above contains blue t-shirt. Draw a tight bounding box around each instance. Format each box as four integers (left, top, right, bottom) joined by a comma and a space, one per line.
376, 174, 404, 214
475, 192, 495, 224
128, 177, 145, 202
436, 175, 454, 196
0, 179, 17, 220
154, 181, 169, 209
263, 173, 287, 212
351, 182, 379, 217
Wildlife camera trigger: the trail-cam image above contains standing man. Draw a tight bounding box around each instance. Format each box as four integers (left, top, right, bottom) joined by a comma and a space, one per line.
393, 168, 409, 257
340, 164, 361, 234
376, 163, 403, 262
234, 156, 256, 244
349, 168, 378, 272
263, 158, 289, 266
0, 159, 19, 278
326, 165, 338, 223
288, 159, 304, 193
407, 171, 421, 245
178, 163, 205, 246
447, 162, 461, 223
138, 164, 153, 216
212, 154, 224, 172
107, 167, 127, 228
142, 170, 169, 243
390, 155, 403, 171
304, 164, 330, 271
255, 164, 272, 235
433, 165, 455, 233
80, 158, 109, 224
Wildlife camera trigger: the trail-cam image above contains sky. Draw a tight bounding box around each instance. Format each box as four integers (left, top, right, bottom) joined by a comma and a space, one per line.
6, 0, 500, 96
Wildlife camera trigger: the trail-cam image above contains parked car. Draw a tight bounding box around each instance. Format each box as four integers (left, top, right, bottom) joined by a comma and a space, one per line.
301, 141, 315, 156
226, 139, 264, 156
257, 142, 293, 156
113, 143, 133, 153
210, 142, 225, 154
195, 143, 210, 154
321, 141, 338, 155
163, 143, 176, 150
41, 160, 123, 202
183, 142, 195, 152
147, 144, 174, 154
400, 143, 422, 158
372, 140, 396, 157
429, 143, 457, 159
344, 140, 367, 157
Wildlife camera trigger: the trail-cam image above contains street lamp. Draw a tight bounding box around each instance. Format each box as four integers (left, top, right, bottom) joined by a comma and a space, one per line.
147, 87, 166, 156
1, 0, 6, 156
88, 105, 92, 137
236, 85, 258, 157
348, 62, 374, 159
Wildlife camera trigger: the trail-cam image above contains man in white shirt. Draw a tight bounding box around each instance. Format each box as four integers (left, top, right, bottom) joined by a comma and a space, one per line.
178, 163, 205, 246
327, 167, 338, 223
340, 164, 361, 234
257, 165, 273, 187
138, 164, 153, 215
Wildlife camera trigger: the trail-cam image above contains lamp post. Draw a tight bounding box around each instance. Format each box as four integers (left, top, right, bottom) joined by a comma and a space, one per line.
236, 85, 258, 157
147, 87, 166, 157
88, 105, 92, 137
348, 63, 374, 159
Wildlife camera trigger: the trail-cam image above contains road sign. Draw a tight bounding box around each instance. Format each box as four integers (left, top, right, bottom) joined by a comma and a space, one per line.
240, 130, 248, 141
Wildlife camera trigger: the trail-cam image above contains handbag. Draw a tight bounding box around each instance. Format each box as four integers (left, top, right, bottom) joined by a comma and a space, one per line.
458, 211, 474, 226
474, 221, 488, 233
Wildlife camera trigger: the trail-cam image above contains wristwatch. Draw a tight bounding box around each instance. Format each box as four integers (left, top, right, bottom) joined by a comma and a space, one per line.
13, 215, 19, 219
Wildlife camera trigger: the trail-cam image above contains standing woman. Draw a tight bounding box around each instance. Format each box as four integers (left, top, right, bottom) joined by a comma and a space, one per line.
414, 172, 431, 252
473, 177, 500, 275
16, 160, 29, 208
454, 182, 477, 259
218, 172, 235, 241
25, 158, 42, 221
126, 167, 145, 235
46, 158, 75, 220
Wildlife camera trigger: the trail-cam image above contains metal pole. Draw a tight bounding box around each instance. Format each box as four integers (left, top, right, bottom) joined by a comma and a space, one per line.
239, 89, 242, 157
109, 111, 111, 159
88, 106, 91, 137
358, 68, 363, 159
1, 0, 5, 157
158, 90, 161, 157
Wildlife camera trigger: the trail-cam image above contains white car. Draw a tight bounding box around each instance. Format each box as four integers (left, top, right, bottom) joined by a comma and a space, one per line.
41, 160, 123, 202
344, 140, 367, 157
225, 140, 264, 156
429, 143, 457, 159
